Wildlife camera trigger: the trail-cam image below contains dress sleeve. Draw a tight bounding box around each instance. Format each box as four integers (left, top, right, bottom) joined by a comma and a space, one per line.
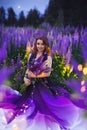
46, 56, 52, 68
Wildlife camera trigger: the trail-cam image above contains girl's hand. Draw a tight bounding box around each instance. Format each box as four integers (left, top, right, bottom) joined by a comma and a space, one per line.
28, 71, 36, 78
24, 77, 31, 86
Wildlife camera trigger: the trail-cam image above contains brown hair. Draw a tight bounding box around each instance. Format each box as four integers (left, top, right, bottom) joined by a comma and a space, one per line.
32, 36, 51, 56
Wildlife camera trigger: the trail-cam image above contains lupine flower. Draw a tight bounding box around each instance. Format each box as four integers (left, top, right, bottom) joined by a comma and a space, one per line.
17, 55, 22, 69
0, 67, 13, 85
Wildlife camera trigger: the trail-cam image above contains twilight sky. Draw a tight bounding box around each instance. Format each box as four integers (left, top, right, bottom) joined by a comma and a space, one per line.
0, 0, 49, 17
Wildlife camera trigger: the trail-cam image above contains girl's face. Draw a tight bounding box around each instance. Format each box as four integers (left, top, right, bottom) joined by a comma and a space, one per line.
36, 39, 45, 53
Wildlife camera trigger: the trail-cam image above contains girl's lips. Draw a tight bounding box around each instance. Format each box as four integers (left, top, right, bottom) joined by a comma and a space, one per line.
38, 48, 43, 50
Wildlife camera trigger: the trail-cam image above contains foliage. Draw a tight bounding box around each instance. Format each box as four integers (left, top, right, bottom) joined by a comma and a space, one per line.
50, 54, 77, 93
0, 7, 5, 24
0, 25, 83, 94
72, 43, 84, 64
18, 11, 26, 27
5, 52, 76, 94
7, 7, 17, 26
9, 51, 29, 91
6, 42, 26, 66
26, 9, 41, 27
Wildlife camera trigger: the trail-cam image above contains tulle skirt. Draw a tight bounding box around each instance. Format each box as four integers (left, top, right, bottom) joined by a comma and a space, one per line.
0, 78, 87, 130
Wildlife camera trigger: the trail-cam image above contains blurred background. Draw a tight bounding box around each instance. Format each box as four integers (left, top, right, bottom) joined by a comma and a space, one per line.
0, 0, 87, 27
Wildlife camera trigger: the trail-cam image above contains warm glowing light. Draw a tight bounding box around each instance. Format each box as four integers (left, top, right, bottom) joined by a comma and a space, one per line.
13, 124, 19, 130
25, 105, 28, 108
83, 67, 87, 75
20, 109, 23, 111
77, 64, 83, 71
13, 124, 17, 127
81, 80, 85, 86
21, 118, 25, 121
80, 85, 86, 92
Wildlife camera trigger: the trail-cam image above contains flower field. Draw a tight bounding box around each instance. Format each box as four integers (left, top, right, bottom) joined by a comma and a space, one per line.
0, 24, 87, 95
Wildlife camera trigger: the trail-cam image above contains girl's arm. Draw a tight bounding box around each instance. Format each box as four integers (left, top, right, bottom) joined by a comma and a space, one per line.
36, 71, 51, 78
28, 56, 52, 78
37, 56, 52, 78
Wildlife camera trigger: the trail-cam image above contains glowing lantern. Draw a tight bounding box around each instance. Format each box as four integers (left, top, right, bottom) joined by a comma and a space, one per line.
77, 64, 83, 71
83, 67, 87, 75
80, 86, 86, 92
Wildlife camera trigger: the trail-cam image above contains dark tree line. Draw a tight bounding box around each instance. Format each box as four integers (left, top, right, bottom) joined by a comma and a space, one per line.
0, 0, 87, 27
45, 0, 87, 26
0, 7, 43, 27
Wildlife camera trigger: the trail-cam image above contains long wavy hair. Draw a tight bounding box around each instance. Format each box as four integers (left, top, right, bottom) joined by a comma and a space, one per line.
32, 36, 51, 56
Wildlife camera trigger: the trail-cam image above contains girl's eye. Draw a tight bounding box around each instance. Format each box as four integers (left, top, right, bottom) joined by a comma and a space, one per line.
37, 42, 40, 45
37, 42, 44, 45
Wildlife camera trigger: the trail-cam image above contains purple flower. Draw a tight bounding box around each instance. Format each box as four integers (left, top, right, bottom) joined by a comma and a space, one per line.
0, 46, 7, 64
61, 36, 70, 57
81, 47, 87, 62
0, 67, 13, 85
17, 75, 21, 81
17, 55, 22, 69
11, 59, 15, 72
65, 43, 72, 65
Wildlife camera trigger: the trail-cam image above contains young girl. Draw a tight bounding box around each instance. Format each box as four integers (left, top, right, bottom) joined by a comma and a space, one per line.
0, 36, 87, 130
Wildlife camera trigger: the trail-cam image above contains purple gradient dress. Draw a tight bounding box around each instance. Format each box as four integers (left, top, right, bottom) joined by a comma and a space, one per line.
0, 53, 86, 130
